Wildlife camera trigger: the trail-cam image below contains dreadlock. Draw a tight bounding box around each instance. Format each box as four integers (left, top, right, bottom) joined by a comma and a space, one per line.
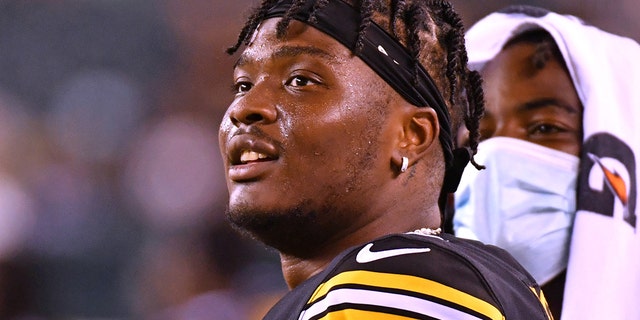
276, 0, 307, 37
354, 0, 375, 52
227, 0, 485, 169
308, 0, 330, 24
226, 0, 280, 54
403, 4, 428, 86
426, 0, 485, 169
464, 70, 486, 169
431, 0, 486, 169
389, 0, 406, 38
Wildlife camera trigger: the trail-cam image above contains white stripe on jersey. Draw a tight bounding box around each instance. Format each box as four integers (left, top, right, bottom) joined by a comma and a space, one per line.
298, 287, 485, 320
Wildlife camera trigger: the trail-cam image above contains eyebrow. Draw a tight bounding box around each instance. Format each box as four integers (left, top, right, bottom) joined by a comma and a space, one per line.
518, 97, 580, 115
234, 45, 339, 69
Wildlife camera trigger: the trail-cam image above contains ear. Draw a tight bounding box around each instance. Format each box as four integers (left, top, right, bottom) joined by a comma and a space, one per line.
391, 106, 440, 170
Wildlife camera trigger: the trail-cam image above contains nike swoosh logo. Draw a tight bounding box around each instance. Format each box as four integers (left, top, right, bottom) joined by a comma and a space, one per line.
356, 243, 431, 263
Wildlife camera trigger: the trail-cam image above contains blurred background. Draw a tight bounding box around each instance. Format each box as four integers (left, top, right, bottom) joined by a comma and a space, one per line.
0, 0, 637, 319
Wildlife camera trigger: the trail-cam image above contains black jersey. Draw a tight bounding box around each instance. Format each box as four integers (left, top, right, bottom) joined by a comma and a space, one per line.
264, 231, 553, 319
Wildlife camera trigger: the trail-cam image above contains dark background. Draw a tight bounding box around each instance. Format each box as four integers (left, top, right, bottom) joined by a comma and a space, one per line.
0, 1, 636, 319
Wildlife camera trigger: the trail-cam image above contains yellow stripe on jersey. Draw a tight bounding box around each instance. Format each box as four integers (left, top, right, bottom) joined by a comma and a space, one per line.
301, 287, 492, 320
530, 286, 554, 319
316, 308, 419, 320
307, 270, 504, 320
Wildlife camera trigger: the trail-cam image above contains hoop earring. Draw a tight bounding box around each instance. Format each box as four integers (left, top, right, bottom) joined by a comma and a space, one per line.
400, 156, 409, 173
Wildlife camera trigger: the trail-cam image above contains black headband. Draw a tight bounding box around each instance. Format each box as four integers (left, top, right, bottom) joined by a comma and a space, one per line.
263, 0, 468, 193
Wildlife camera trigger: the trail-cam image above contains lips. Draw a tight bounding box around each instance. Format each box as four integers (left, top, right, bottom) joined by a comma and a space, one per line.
226, 134, 279, 181
229, 135, 278, 164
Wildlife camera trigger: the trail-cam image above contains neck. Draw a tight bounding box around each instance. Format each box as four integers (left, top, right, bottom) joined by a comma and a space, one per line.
280, 253, 332, 289
278, 204, 442, 289
278, 229, 366, 288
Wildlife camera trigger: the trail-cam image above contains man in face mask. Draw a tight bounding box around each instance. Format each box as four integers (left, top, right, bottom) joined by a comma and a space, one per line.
454, 5, 640, 320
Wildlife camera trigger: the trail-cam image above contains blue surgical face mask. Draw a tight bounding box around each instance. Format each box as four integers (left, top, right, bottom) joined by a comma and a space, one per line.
453, 137, 579, 284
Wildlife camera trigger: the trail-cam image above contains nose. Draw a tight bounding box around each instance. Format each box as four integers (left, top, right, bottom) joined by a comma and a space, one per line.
228, 88, 278, 127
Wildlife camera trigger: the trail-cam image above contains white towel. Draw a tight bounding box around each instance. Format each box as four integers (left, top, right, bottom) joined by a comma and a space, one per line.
464, 6, 640, 319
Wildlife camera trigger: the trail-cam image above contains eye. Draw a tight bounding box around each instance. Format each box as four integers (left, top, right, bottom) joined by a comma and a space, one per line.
528, 122, 567, 137
232, 81, 253, 95
286, 75, 316, 87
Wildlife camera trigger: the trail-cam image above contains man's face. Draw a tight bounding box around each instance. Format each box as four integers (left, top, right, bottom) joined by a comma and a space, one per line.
218, 18, 397, 252
478, 41, 583, 156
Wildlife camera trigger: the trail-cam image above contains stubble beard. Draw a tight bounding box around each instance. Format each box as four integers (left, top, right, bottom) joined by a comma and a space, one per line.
225, 197, 346, 258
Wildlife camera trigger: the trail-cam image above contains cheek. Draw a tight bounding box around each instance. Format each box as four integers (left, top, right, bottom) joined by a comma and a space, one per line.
283, 105, 372, 172
218, 117, 233, 155
280, 64, 388, 174
287, 113, 352, 157
542, 139, 582, 157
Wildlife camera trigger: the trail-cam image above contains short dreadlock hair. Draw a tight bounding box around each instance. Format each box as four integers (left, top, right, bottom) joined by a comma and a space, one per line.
227, 0, 485, 170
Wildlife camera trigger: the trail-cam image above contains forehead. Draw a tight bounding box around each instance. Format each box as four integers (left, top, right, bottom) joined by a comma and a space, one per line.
483, 42, 540, 79
482, 42, 576, 104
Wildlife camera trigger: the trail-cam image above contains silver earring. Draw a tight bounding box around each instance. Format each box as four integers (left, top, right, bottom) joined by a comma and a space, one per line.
400, 156, 409, 173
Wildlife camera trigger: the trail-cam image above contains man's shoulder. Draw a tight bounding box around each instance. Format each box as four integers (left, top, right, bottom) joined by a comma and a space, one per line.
336, 232, 532, 278
264, 233, 552, 320
331, 232, 541, 299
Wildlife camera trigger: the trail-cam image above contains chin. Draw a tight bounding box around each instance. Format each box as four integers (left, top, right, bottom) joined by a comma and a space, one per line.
225, 200, 335, 258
